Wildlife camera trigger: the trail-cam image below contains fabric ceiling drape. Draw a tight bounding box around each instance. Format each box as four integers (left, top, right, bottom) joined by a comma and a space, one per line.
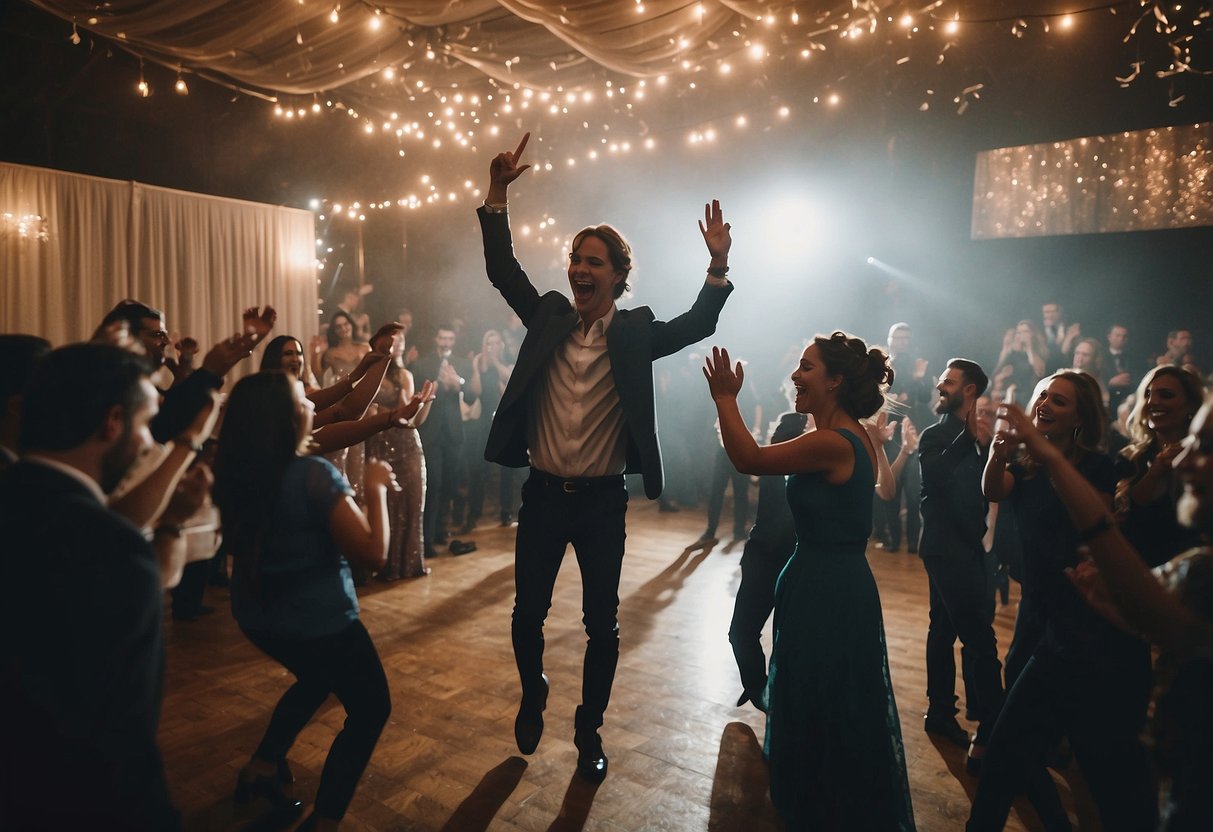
1, 161, 317, 368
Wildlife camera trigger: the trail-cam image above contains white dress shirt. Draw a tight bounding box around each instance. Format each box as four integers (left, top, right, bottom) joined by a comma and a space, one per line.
527, 305, 627, 478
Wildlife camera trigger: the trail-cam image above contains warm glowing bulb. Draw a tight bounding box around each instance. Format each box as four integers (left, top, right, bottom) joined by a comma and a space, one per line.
175, 77, 188, 94
828, 93, 840, 106
370, 13, 381, 30
137, 79, 150, 97
329, 8, 339, 24
900, 14, 913, 28
720, 63, 732, 75
1059, 14, 1074, 29
382, 67, 395, 80
945, 20, 959, 35
735, 115, 747, 127
749, 44, 765, 60
777, 105, 790, 117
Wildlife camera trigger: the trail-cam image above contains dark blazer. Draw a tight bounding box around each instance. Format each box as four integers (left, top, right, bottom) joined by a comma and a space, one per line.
477, 206, 732, 499
408, 352, 476, 446
0, 461, 179, 831
918, 412, 989, 559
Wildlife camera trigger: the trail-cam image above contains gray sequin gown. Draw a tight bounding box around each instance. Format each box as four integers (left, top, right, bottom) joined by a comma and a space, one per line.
365, 370, 427, 579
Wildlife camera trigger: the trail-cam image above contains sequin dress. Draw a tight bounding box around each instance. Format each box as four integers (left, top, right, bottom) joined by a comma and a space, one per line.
365, 370, 427, 579
764, 428, 916, 830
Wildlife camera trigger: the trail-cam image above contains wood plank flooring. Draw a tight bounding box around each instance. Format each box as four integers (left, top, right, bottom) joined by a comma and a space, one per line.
160, 497, 1099, 831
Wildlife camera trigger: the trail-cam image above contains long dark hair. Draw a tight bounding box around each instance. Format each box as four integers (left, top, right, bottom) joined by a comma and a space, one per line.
213, 372, 303, 586
260, 335, 301, 373
326, 310, 356, 347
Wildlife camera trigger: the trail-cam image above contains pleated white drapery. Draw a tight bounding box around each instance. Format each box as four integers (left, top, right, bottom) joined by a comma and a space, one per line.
0, 161, 317, 368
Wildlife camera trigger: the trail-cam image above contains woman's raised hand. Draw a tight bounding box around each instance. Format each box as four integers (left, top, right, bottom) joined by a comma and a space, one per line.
702, 346, 744, 401
996, 402, 1060, 465
488, 132, 532, 195
698, 199, 732, 260
389, 379, 436, 426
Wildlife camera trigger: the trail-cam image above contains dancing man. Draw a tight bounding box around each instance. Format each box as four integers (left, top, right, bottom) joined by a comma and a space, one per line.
477, 133, 733, 780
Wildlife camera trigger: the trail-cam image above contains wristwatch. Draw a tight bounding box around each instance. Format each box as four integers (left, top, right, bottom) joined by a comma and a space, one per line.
483, 201, 508, 214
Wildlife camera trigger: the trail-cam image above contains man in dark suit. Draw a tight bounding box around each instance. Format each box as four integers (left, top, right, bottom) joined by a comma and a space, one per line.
0, 343, 180, 831
917, 357, 1005, 771
1105, 323, 1135, 418
409, 324, 477, 556
478, 134, 733, 780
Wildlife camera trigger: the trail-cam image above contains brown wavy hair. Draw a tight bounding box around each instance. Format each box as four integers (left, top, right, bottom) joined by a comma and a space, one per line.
571, 224, 633, 298
812, 331, 894, 419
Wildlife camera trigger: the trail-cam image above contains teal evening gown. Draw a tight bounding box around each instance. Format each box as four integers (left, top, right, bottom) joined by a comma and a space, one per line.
764, 428, 916, 829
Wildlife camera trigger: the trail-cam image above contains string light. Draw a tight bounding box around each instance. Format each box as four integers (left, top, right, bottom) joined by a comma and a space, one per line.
175, 72, 188, 95
136, 59, 150, 98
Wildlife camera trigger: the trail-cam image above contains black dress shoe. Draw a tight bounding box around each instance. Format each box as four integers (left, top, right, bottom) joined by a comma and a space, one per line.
924, 714, 970, 748
514, 674, 549, 755
449, 539, 477, 556
574, 729, 609, 782
234, 766, 303, 827
966, 741, 986, 776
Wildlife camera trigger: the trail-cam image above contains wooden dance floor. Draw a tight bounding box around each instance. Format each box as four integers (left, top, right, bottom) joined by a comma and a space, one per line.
161, 498, 1095, 831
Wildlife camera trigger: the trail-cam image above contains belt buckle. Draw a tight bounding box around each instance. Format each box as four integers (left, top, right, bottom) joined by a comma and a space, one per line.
562, 480, 577, 493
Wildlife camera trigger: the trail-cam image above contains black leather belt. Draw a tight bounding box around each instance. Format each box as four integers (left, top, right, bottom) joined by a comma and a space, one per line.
530, 468, 624, 493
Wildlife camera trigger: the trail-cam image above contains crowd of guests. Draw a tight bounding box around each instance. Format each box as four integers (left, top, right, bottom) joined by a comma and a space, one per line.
0, 168, 1208, 831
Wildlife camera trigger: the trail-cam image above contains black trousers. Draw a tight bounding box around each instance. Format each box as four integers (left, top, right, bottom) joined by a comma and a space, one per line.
967, 649, 1157, 832
512, 469, 628, 731
922, 552, 1004, 738
243, 619, 390, 821
420, 435, 462, 549
705, 446, 750, 538
728, 534, 795, 701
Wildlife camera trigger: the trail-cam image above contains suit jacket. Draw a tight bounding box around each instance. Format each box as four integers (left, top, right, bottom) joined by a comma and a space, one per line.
917, 412, 988, 559
0, 461, 179, 830
477, 206, 732, 499
408, 352, 476, 447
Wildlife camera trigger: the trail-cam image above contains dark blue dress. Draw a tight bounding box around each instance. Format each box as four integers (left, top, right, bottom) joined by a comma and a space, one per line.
765, 428, 916, 829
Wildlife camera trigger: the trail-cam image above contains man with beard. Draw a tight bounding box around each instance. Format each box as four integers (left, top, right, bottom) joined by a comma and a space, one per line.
0, 344, 181, 831
917, 358, 1005, 771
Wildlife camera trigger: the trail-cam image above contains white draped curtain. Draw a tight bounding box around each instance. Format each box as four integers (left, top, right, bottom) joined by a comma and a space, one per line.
0, 161, 317, 370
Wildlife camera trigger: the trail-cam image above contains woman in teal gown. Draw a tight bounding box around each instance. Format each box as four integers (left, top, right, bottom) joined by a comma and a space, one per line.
704, 333, 916, 830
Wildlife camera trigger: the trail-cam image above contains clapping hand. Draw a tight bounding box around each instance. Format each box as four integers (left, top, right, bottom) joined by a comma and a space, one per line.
865, 411, 896, 445
364, 458, 402, 494
388, 380, 436, 426
702, 346, 744, 401
369, 321, 405, 355
900, 416, 919, 454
